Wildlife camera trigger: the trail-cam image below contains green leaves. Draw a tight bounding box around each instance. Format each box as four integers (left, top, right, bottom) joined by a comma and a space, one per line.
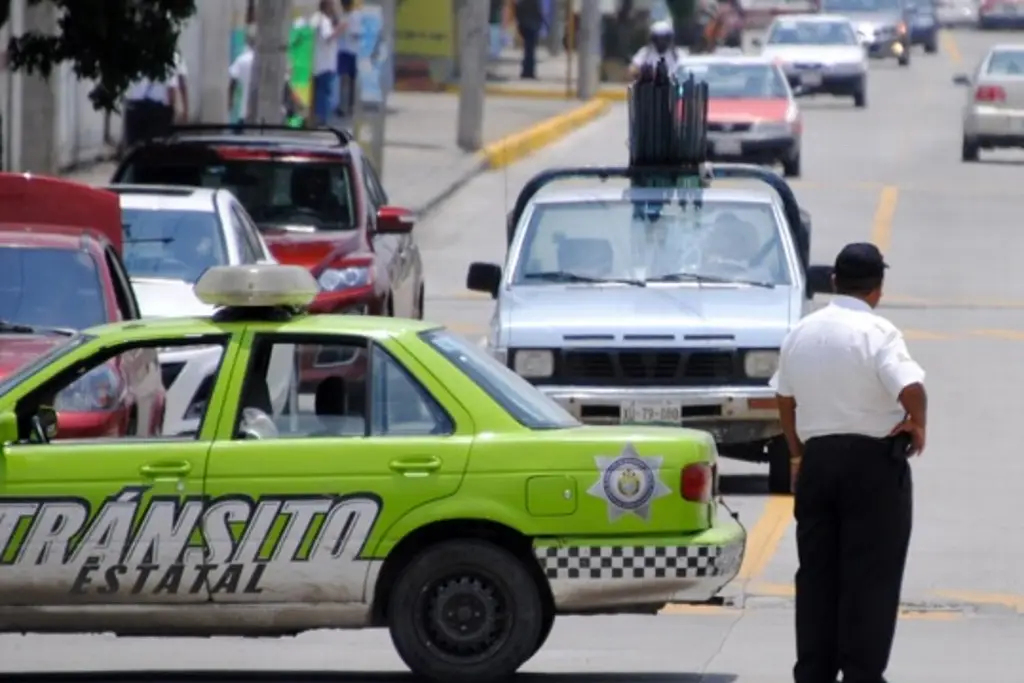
4, 0, 197, 111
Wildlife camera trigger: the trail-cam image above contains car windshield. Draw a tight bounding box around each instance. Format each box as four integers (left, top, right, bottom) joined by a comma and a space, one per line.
421, 329, 579, 430
117, 155, 356, 232
122, 208, 228, 284
822, 0, 901, 12
676, 62, 789, 99
513, 198, 792, 287
0, 333, 91, 399
987, 50, 1024, 75
767, 20, 859, 44
0, 247, 107, 329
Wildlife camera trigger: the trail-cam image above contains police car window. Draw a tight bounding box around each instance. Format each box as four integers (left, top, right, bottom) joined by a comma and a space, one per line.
676, 63, 788, 99
768, 20, 857, 45
0, 334, 90, 400
228, 207, 260, 264
987, 50, 1024, 75
122, 208, 229, 284
514, 198, 792, 287
370, 345, 453, 437
0, 247, 108, 330
120, 157, 356, 232
421, 330, 579, 431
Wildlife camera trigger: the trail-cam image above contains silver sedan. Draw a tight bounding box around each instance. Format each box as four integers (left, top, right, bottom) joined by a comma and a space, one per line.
955, 44, 1024, 162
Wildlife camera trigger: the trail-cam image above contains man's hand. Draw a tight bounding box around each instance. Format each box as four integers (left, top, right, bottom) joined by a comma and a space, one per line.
889, 419, 926, 456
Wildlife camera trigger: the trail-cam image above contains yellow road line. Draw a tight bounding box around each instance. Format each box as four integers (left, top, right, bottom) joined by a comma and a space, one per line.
736, 496, 794, 581
940, 30, 962, 66
969, 329, 1024, 341
660, 604, 739, 615
936, 590, 1024, 612
903, 329, 954, 340
870, 186, 900, 253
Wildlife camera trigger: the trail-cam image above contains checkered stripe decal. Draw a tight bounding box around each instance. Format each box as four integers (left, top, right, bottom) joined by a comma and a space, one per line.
536, 545, 734, 580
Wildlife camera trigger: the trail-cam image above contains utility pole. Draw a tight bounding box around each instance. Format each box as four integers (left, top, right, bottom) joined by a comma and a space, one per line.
196, 0, 234, 123
456, 0, 488, 152
547, 0, 566, 56
249, 0, 293, 124
576, 0, 601, 101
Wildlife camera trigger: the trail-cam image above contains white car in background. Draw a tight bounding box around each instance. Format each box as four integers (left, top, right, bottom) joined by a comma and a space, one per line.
954, 44, 1024, 162
757, 14, 869, 108
107, 185, 294, 435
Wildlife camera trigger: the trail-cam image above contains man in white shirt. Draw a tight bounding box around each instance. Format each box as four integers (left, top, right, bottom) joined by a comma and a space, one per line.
629, 21, 688, 79
310, 0, 347, 125
174, 51, 190, 123
122, 62, 179, 150
771, 242, 927, 683
229, 28, 256, 123
335, 0, 361, 117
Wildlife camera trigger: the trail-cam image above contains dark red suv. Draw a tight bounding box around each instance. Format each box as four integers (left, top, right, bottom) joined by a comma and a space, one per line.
111, 125, 423, 318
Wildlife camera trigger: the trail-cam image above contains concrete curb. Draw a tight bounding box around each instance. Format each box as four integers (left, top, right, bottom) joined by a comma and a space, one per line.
480, 98, 612, 170
447, 84, 628, 102
412, 156, 490, 218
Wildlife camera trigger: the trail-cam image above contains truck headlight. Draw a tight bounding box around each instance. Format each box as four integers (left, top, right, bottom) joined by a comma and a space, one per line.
513, 349, 554, 378
744, 350, 779, 378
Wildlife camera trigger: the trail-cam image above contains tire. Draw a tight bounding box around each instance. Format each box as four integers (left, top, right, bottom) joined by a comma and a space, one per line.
853, 86, 867, 108
925, 37, 938, 54
782, 152, 801, 178
766, 437, 792, 495
387, 540, 544, 683
898, 43, 911, 67
961, 137, 980, 162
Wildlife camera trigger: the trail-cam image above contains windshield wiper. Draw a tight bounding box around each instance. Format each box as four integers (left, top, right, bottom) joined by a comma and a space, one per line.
523, 271, 646, 287
648, 272, 775, 288
0, 320, 75, 336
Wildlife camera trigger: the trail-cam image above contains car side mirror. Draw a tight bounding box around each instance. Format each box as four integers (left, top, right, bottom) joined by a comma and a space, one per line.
467, 262, 502, 298
31, 406, 58, 443
952, 73, 971, 86
376, 206, 415, 234
806, 265, 834, 297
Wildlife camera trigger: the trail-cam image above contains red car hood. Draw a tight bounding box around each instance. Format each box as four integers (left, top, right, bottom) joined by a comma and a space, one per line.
709, 99, 790, 124
0, 334, 64, 378
259, 228, 366, 270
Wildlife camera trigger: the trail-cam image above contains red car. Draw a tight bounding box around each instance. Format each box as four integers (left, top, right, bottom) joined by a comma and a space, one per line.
0, 173, 164, 438
110, 124, 424, 319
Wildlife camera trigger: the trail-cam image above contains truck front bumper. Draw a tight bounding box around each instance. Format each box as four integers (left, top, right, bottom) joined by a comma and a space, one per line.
539, 384, 782, 445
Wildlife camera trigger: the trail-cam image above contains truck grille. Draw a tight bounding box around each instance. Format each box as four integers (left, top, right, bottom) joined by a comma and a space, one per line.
539, 348, 741, 386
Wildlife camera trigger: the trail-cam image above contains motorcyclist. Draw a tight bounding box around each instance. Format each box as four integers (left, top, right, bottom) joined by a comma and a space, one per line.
628, 21, 688, 79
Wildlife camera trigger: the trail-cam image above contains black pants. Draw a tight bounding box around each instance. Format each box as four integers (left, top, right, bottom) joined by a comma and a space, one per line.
794, 434, 913, 683
520, 27, 539, 78
123, 99, 173, 149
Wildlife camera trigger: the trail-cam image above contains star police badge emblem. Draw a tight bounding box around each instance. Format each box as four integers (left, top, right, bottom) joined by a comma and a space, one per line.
587, 443, 672, 522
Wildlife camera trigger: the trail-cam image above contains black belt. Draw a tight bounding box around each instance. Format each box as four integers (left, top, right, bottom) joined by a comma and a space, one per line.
806, 433, 912, 485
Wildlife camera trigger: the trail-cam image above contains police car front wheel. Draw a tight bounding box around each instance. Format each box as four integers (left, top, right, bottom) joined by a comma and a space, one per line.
387, 539, 545, 683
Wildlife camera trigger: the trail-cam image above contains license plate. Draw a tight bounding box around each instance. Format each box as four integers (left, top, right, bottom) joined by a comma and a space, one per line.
801, 72, 823, 86
714, 138, 743, 155
621, 400, 683, 424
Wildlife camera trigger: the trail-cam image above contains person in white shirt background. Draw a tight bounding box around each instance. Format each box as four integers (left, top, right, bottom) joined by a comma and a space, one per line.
334, 0, 361, 118
122, 51, 186, 151
228, 27, 256, 124
310, 0, 347, 126
628, 21, 688, 79
771, 242, 927, 683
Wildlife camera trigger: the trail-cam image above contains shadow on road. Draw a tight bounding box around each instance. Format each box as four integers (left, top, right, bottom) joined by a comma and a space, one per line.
720, 473, 769, 496
3, 673, 739, 683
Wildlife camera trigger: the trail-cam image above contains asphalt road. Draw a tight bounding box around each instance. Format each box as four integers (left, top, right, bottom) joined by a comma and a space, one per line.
6, 27, 1024, 683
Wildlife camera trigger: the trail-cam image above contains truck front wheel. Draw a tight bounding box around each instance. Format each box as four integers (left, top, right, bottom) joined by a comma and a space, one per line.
387, 539, 544, 683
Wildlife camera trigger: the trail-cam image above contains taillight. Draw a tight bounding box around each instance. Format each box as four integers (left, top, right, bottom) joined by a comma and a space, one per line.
975, 85, 1006, 102
681, 463, 713, 503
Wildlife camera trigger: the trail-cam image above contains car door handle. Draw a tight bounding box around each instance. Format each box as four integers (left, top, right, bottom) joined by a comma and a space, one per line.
139, 462, 192, 477
389, 457, 442, 474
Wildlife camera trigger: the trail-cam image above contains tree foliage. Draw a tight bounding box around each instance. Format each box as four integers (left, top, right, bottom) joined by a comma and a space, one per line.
2, 0, 197, 111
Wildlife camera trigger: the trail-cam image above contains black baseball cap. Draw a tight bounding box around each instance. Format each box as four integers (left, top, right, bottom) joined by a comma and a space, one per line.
834, 242, 889, 280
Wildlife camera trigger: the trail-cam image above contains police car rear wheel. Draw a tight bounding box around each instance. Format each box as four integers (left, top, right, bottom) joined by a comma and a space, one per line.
388, 539, 544, 683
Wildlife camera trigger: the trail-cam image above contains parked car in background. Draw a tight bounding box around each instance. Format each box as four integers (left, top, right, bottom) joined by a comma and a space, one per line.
0, 173, 163, 439
110, 124, 424, 321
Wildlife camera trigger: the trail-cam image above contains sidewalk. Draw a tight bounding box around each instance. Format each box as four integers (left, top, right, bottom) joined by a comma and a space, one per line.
60, 91, 601, 216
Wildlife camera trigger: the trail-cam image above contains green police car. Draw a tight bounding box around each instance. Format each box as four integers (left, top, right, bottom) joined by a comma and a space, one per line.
0, 265, 745, 682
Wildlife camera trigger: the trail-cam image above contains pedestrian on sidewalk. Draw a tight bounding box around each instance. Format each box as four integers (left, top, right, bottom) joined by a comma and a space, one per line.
515, 0, 544, 80
122, 63, 180, 151
335, 0, 361, 118
174, 51, 190, 123
228, 27, 256, 124
310, 0, 347, 126
771, 242, 927, 683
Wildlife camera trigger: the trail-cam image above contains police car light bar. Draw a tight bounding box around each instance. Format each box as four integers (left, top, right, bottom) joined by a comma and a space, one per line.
194, 265, 319, 309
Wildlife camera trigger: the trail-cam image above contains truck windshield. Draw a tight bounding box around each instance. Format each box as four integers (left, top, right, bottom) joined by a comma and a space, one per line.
767, 20, 859, 45
421, 329, 579, 430
513, 198, 792, 287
